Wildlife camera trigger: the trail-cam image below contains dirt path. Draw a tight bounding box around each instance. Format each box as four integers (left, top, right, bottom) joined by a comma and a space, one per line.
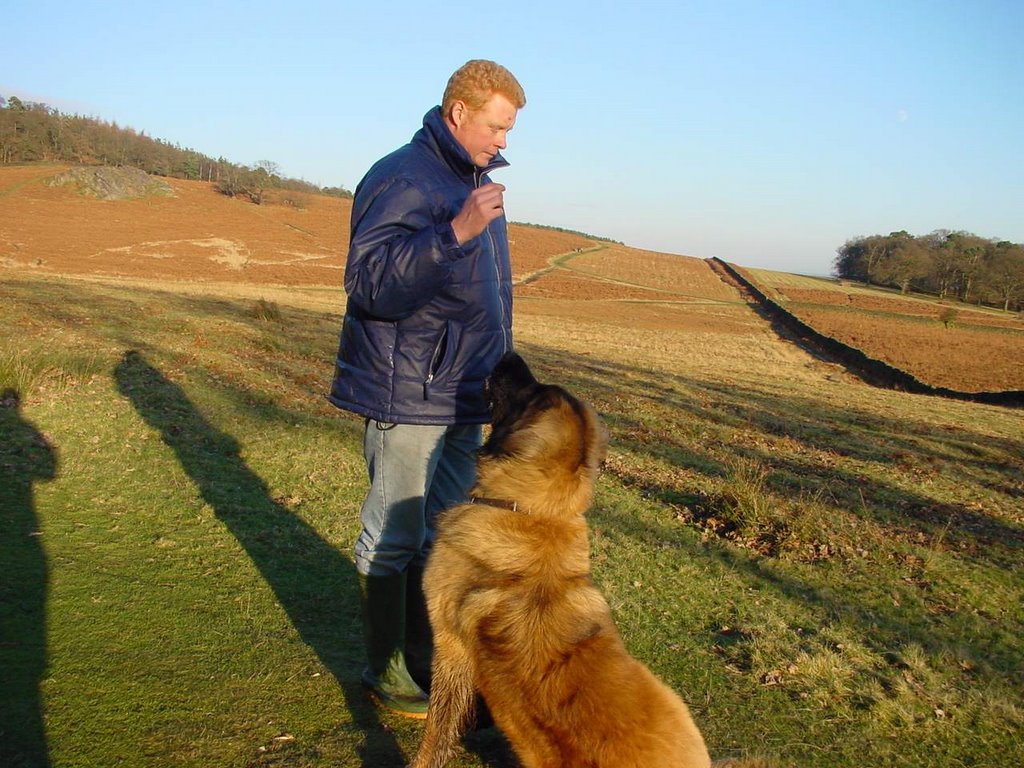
513, 245, 606, 286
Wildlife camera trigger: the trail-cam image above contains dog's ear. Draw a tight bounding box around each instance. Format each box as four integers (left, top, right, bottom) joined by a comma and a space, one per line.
485, 352, 538, 421
487, 352, 536, 393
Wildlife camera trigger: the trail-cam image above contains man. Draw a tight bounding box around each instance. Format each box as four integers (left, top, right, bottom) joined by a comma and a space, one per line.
328, 60, 526, 717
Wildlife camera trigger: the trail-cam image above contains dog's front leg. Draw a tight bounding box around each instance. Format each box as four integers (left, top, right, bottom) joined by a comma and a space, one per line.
409, 629, 476, 768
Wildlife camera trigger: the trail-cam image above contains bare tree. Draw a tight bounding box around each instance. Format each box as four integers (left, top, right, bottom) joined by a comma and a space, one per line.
877, 237, 930, 294
985, 241, 1024, 312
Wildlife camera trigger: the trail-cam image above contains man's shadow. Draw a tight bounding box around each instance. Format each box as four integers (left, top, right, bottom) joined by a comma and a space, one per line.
1, 389, 57, 768
113, 351, 404, 766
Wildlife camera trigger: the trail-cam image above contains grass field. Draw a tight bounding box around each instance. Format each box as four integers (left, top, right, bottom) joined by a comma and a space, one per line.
3, 263, 1023, 768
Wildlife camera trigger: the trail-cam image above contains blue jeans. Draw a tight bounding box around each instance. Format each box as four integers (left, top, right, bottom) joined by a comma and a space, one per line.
354, 420, 482, 576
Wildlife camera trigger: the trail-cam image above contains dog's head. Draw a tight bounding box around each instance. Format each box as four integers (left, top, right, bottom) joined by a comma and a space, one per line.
476, 352, 607, 516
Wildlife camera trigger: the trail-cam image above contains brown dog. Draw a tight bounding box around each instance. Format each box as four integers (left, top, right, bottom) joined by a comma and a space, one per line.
410, 352, 711, 768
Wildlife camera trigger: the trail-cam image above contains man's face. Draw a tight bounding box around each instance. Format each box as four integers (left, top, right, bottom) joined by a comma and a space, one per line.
448, 93, 518, 168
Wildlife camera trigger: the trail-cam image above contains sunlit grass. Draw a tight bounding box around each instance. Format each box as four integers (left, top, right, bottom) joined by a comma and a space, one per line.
2, 272, 1022, 768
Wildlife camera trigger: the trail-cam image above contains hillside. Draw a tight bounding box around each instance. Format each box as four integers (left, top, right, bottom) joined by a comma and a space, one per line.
3, 163, 1023, 395
0, 164, 593, 288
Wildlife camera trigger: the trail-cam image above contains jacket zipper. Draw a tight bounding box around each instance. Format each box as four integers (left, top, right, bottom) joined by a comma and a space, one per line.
476, 169, 513, 354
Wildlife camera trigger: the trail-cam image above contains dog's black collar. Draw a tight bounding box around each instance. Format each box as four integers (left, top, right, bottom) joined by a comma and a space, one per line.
469, 496, 520, 512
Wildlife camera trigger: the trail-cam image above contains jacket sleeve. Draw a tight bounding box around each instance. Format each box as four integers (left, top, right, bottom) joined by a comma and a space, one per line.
344, 178, 465, 320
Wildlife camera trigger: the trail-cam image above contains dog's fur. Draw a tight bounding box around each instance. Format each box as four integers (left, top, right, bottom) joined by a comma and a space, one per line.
410, 352, 711, 768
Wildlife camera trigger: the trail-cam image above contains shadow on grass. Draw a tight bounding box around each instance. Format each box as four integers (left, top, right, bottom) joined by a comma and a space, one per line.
550, 347, 1022, 672
113, 351, 407, 767
521, 343, 1024, 548
0, 389, 57, 768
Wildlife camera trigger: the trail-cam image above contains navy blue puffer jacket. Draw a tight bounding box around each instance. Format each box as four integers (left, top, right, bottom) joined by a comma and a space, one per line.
328, 106, 514, 425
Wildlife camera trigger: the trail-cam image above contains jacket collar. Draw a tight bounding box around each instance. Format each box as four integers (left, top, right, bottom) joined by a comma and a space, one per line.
417, 106, 510, 181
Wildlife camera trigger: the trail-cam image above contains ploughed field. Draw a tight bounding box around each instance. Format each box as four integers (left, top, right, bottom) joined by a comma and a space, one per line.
743, 269, 1024, 393
3, 164, 1022, 393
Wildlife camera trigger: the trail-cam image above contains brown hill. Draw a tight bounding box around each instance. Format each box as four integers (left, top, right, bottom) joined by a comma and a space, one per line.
6, 163, 1021, 394
0, 164, 594, 287
3, 163, 743, 340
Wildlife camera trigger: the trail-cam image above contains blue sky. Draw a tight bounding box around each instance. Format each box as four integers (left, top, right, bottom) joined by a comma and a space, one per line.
4, 1, 1022, 274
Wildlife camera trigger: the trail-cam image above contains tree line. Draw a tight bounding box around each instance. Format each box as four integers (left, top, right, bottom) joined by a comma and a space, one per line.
0, 94, 351, 202
835, 230, 1024, 312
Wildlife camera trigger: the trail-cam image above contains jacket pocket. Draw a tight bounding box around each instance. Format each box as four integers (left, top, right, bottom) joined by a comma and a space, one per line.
423, 322, 452, 399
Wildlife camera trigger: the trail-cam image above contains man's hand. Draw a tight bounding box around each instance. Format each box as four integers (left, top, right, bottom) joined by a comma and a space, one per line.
451, 184, 506, 245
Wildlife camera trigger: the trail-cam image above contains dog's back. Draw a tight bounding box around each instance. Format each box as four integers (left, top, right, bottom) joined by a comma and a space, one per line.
426, 502, 711, 768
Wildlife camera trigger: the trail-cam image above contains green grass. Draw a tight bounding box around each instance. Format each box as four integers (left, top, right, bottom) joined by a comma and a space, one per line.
2, 273, 1023, 767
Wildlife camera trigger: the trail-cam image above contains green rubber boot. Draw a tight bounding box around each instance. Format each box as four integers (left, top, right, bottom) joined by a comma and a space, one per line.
359, 572, 429, 719
404, 563, 434, 693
